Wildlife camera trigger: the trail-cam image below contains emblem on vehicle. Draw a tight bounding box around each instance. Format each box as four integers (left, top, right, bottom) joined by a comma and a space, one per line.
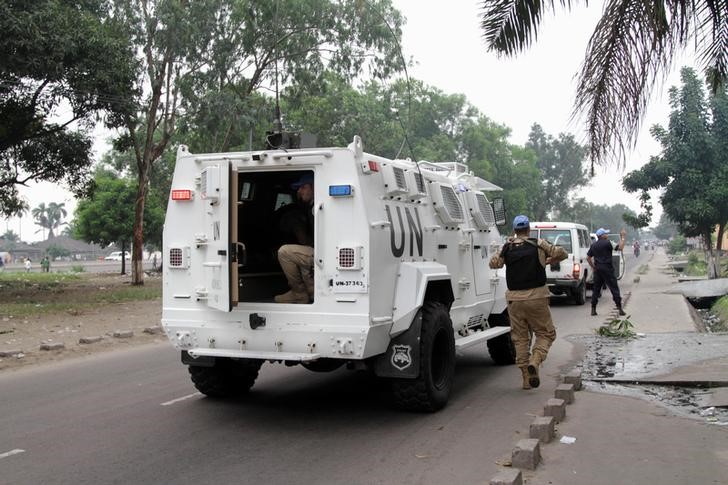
391, 344, 412, 371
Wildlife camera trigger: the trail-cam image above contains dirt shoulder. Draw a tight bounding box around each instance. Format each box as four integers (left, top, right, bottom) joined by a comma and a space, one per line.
0, 272, 166, 372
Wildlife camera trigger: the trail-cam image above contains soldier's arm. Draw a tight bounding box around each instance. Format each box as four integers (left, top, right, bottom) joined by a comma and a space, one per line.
489, 253, 504, 269
538, 239, 568, 262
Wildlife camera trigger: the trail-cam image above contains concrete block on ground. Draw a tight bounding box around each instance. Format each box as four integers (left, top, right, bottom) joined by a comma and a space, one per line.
39, 342, 65, 351
511, 438, 541, 470
529, 416, 555, 443
79, 336, 103, 344
555, 383, 575, 404
490, 468, 522, 485
563, 369, 582, 390
113, 330, 134, 338
143, 326, 163, 335
0, 349, 22, 358
544, 398, 566, 422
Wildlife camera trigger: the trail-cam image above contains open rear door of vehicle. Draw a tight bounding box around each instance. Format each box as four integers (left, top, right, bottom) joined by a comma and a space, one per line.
200, 163, 237, 311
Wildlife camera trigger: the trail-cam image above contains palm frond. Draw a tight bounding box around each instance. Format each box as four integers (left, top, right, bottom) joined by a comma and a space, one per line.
695, 0, 728, 93
574, 0, 677, 167
480, 0, 577, 55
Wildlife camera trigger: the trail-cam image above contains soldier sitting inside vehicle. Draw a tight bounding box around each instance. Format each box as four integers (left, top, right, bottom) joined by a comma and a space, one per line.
274, 174, 314, 304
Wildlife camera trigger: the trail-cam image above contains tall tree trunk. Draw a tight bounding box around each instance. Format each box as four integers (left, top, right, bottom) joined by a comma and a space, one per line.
121, 240, 127, 275
132, 170, 149, 285
704, 231, 719, 279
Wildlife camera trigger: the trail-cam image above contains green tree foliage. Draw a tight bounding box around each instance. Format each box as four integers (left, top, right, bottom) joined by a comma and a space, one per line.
480, 0, 728, 167
525, 124, 589, 220
283, 73, 537, 218
74, 172, 163, 274
652, 213, 678, 240
558, 198, 640, 240
47, 245, 70, 260
0, 0, 136, 216
112, 0, 404, 284
623, 67, 728, 278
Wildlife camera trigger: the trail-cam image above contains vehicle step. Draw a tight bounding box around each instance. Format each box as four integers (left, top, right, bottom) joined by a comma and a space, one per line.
455, 326, 510, 349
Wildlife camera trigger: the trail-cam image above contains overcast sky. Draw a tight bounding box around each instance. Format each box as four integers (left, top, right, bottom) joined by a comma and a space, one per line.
6, 0, 699, 241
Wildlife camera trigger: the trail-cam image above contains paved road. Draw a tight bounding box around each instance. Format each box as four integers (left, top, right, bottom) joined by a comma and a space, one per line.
0, 255, 644, 485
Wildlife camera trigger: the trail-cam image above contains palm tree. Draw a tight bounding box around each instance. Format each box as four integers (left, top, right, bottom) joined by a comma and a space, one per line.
46, 202, 68, 239
31, 202, 67, 239
480, 0, 728, 169
31, 202, 49, 240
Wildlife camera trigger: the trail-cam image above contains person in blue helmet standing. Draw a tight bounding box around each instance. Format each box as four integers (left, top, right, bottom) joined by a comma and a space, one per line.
587, 227, 627, 316
490, 215, 568, 390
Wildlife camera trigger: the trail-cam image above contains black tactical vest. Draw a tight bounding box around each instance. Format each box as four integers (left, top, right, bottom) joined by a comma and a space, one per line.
501, 239, 546, 290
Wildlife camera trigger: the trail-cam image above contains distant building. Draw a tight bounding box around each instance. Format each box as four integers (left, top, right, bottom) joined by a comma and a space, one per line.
33, 236, 105, 261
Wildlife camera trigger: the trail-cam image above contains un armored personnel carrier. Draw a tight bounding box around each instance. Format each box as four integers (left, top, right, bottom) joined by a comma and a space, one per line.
162, 135, 515, 411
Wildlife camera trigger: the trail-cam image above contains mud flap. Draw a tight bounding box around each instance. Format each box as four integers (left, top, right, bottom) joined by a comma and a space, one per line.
373, 311, 422, 379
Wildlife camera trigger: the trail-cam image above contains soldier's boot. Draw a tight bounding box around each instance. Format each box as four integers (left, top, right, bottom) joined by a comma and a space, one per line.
274, 289, 309, 304
527, 354, 543, 389
591, 305, 597, 316
520, 367, 532, 390
617, 304, 626, 316
274, 277, 309, 304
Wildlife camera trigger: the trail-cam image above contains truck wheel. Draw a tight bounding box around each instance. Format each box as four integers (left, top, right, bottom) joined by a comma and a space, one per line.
486, 310, 516, 365
188, 358, 263, 398
391, 301, 455, 412
573, 282, 586, 305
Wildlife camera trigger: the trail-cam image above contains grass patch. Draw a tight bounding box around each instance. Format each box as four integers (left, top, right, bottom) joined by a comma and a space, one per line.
0, 272, 162, 318
1, 285, 161, 317
711, 296, 728, 332
596, 317, 637, 339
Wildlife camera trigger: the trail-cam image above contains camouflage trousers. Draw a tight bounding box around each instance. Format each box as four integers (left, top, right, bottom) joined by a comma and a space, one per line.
278, 244, 314, 297
507, 298, 557, 368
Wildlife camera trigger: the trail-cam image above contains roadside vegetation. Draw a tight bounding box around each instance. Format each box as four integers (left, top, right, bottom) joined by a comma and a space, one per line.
596, 317, 637, 339
711, 297, 728, 332
0, 272, 161, 318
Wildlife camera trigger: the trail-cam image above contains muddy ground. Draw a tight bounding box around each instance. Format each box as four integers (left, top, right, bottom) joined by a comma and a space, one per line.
0, 272, 165, 372
570, 332, 728, 425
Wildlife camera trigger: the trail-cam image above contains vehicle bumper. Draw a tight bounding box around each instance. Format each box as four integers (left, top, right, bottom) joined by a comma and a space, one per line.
546, 278, 580, 289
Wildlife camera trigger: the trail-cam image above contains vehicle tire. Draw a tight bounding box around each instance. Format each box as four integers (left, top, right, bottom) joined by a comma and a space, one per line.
188, 358, 263, 398
573, 281, 586, 305
301, 359, 344, 373
391, 301, 456, 412
486, 310, 516, 365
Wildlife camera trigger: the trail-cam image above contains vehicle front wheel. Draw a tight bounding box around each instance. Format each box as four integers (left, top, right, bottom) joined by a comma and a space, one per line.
391, 301, 456, 412
188, 358, 263, 398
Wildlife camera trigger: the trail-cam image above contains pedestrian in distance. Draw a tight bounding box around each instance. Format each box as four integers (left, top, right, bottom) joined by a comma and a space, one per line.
24, 258, 31, 273
41, 256, 50, 273
274, 174, 315, 304
489, 215, 568, 390
587, 228, 627, 317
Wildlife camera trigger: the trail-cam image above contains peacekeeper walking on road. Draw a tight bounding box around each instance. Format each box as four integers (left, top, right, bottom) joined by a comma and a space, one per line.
489, 215, 568, 390
587, 227, 627, 317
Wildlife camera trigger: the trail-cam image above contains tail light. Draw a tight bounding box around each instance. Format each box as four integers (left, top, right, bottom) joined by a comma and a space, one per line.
572, 262, 581, 279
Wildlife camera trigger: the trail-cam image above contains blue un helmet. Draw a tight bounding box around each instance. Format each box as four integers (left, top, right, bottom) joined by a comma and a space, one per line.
513, 215, 530, 230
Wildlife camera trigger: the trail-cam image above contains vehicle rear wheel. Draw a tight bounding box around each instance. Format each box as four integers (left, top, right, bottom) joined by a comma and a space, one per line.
486, 310, 516, 365
391, 301, 456, 412
188, 358, 263, 398
573, 282, 586, 305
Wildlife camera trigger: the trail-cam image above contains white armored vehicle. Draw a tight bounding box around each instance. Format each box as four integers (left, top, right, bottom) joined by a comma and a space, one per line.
161, 135, 515, 411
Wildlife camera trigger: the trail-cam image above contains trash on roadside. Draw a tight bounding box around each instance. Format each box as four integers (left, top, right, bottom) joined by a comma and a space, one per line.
700, 407, 716, 417
560, 436, 577, 444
